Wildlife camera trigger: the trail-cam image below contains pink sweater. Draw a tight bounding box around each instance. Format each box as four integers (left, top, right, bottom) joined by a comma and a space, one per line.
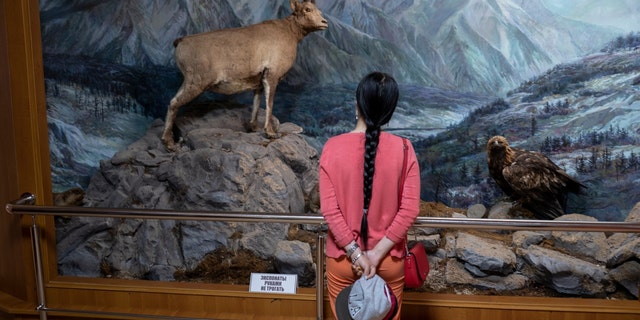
319, 132, 420, 259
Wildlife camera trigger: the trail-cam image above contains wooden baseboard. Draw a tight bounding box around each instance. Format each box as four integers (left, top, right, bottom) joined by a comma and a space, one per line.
2, 280, 639, 320
0, 291, 37, 319
404, 291, 640, 312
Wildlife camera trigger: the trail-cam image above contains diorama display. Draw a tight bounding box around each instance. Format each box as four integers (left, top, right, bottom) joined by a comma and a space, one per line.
40, 0, 640, 299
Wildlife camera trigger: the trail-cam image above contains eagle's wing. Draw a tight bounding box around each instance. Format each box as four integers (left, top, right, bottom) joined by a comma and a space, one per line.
502, 150, 565, 219
503, 151, 564, 192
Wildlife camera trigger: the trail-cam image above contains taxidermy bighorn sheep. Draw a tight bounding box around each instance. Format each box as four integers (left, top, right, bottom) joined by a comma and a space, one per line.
161, 0, 328, 151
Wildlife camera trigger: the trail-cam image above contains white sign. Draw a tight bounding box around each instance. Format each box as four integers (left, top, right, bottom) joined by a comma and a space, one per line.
249, 273, 297, 294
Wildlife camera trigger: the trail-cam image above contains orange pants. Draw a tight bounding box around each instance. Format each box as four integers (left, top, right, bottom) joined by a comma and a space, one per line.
326, 255, 404, 320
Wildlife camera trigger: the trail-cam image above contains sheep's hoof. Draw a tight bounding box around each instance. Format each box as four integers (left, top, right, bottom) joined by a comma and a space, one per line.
264, 121, 280, 139
162, 139, 177, 152
264, 130, 279, 139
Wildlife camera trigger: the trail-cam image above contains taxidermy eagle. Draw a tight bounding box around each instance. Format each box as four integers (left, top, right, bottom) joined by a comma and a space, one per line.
486, 135, 587, 220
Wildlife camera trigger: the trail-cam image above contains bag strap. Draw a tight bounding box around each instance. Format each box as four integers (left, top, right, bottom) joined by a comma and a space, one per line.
399, 138, 408, 204
397, 138, 412, 255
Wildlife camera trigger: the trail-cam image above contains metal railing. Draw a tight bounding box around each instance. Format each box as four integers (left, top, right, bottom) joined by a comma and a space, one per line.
6, 192, 640, 319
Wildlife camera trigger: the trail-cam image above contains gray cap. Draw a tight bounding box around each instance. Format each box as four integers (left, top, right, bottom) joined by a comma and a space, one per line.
335, 274, 397, 320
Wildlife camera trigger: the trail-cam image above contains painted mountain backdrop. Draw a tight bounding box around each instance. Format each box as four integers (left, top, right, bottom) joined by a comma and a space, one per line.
39, 0, 640, 220
40, 0, 630, 92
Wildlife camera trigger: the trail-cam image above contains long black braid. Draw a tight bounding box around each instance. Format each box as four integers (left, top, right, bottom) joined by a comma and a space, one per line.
356, 72, 399, 249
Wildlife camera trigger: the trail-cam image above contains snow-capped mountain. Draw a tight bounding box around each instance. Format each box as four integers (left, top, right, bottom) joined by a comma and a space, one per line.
39, 0, 626, 94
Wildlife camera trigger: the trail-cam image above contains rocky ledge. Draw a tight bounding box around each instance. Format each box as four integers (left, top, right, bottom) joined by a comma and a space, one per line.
55, 102, 639, 299
418, 204, 640, 299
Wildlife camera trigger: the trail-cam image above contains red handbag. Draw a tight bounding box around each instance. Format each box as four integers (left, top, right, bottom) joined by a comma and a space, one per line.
398, 138, 430, 288
404, 240, 430, 288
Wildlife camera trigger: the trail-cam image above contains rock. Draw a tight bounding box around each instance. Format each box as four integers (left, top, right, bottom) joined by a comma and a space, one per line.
464, 262, 488, 277
486, 201, 513, 219
57, 235, 108, 277
53, 187, 85, 206
445, 259, 528, 291
418, 234, 442, 253
455, 232, 516, 276
626, 202, 640, 222
551, 214, 609, 262
58, 102, 320, 280
110, 218, 183, 277
444, 232, 457, 258
608, 261, 640, 298
512, 231, 546, 249
238, 222, 290, 260
56, 216, 115, 277
415, 226, 440, 236
466, 203, 486, 218
146, 265, 178, 281
607, 237, 640, 267
452, 212, 467, 218
427, 254, 444, 273
519, 245, 613, 296
606, 219, 639, 258
179, 221, 236, 269
274, 240, 315, 287
486, 201, 518, 233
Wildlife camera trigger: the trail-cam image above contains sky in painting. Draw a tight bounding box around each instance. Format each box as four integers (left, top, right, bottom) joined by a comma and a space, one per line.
541, 0, 640, 32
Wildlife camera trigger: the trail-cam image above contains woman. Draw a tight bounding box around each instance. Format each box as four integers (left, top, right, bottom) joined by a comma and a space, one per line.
319, 71, 420, 319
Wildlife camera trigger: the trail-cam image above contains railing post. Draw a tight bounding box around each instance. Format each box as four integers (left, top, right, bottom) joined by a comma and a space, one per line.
8, 193, 47, 319
30, 214, 48, 320
316, 233, 325, 320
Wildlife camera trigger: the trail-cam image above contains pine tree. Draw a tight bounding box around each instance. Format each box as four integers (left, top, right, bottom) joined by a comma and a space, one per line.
629, 151, 638, 171
589, 147, 599, 170
530, 114, 537, 137
603, 147, 612, 170
459, 162, 468, 184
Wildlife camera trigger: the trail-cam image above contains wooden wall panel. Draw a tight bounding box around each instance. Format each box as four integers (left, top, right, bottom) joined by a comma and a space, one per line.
7, 282, 639, 320
398, 292, 640, 320
0, 0, 52, 306
43, 279, 319, 319
0, 0, 28, 303
10, 276, 638, 320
